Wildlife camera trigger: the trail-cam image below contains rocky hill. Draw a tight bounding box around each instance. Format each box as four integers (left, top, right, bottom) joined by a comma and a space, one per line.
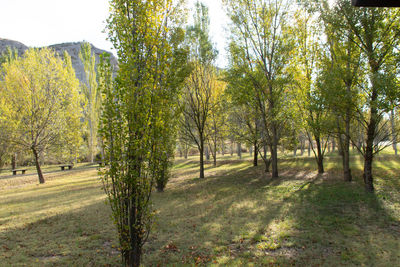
0, 38, 118, 84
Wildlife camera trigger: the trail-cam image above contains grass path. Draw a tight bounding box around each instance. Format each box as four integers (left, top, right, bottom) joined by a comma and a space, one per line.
0, 155, 399, 266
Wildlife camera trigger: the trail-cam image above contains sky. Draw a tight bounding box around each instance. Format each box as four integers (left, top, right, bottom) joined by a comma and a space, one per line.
0, 0, 229, 67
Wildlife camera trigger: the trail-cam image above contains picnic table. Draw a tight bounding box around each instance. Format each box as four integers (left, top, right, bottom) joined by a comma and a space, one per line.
60, 164, 73, 171
12, 169, 27, 175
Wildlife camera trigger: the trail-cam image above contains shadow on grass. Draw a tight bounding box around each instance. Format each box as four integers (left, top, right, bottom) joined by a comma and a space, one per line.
146, 158, 400, 266
283, 176, 400, 266
0, 201, 120, 266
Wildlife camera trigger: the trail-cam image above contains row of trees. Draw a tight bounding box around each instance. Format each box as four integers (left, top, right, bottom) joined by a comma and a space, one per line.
177, 0, 400, 195
99, 0, 400, 266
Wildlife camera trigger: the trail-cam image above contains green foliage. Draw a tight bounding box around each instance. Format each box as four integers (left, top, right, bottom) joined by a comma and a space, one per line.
100, 0, 186, 265
179, 1, 218, 177
224, 0, 295, 177
0, 48, 82, 182
79, 42, 100, 163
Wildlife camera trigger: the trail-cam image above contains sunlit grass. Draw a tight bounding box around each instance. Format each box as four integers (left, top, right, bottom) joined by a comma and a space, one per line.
0, 151, 399, 266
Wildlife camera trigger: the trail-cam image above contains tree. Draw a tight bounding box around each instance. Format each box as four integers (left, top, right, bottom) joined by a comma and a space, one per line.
180, 1, 217, 178
206, 78, 226, 166
180, 62, 216, 178
100, 0, 184, 265
0, 48, 82, 183
224, 45, 263, 168
335, 1, 400, 192
225, 0, 294, 178
79, 42, 100, 163
322, 21, 362, 181
292, 9, 332, 174
0, 48, 18, 170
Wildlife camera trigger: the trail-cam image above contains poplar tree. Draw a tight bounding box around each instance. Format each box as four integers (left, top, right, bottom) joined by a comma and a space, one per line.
100, 0, 185, 265
79, 42, 100, 163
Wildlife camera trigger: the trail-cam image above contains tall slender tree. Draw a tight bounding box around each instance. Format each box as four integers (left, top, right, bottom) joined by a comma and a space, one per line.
79, 42, 100, 163
335, 1, 400, 192
100, 0, 184, 265
180, 1, 217, 178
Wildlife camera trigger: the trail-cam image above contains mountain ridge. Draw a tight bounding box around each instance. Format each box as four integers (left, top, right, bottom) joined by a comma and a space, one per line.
0, 38, 118, 84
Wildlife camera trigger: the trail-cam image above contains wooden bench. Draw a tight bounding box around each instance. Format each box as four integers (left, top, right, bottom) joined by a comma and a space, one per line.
60, 164, 73, 171
12, 169, 27, 175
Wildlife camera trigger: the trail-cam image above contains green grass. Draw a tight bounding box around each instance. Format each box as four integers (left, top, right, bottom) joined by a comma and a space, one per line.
0, 153, 399, 266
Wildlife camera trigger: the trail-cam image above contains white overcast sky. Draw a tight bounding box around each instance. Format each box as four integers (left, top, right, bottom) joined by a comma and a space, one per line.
0, 0, 229, 67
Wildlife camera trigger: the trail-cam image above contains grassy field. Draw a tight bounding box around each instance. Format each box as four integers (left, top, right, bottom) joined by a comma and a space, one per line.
0, 152, 399, 266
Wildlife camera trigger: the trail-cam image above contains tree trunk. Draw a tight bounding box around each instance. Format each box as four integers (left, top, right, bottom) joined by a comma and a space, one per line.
221, 140, 225, 156
364, 114, 376, 192
205, 145, 210, 160
343, 109, 352, 181
32, 147, 45, 184
300, 139, 304, 156
89, 117, 94, 163
253, 142, 258, 166
265, 159, 271, 173
315, 136, 324, 174
271, 143, 278, 178
230, 141, 234, 156
237, 143, 241, 159
213, 142, 217, 166
332, 138, 336, 152
249, 146, 253, 156
391, 109, 397, 155
293, 144, 297, 157
263, 144, 267, 158
12, 153, 16, 170
363, 151, 374, 193
363, 73, 378, 192
124, 245, 141, 267
308, 141, 311, 157
199, 141, 205, 179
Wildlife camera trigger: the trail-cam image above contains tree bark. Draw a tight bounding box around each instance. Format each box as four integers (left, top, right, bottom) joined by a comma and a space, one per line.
32, 147, 45, 184
271, 137, 278, 178
363, 72, 378, 192
200, 138, 205, 178
315, 136, 324, 174
237, 143, 241, 158
308, 141, 311, 157
253, 142, 258, 166
213, 142, 217, 166
300, 139, 304, 156
11, 153, 16, 170
205, 145, 210, 160
364, 112, 376, 192
124, 245, 141, 267
390, 109, 397, 155
343, 109, 352, 181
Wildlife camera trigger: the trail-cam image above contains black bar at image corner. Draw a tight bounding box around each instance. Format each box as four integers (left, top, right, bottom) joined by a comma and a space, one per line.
352, 0, 400, 7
